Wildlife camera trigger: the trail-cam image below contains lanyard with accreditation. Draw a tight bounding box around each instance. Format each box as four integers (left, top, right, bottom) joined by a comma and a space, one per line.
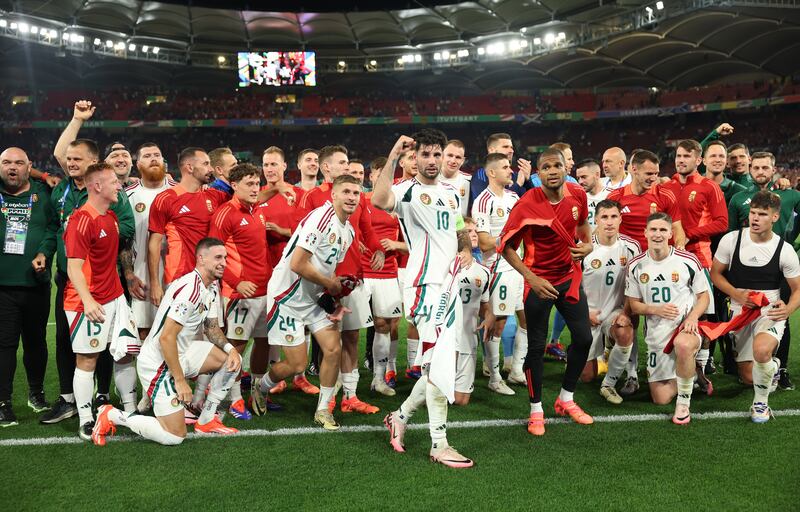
0, 191, 34, 255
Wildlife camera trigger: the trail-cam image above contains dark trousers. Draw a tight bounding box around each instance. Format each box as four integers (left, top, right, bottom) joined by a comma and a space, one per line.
523, 280, 593, 403
54, 272, 112, 396
0, 284, 50, 401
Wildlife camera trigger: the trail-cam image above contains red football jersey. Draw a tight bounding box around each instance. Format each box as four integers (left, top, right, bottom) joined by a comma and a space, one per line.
148, 184, 229, 283
504, 183, 588, 286
261, 184, 304, 268
362, 192, 400, 278
209, 196, 272, 299
63, 203, 124, 311
662, 173, 727, 268
607, 183, 680, 250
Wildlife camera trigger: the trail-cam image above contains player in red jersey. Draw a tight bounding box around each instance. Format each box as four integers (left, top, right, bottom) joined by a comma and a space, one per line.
606, 150, 685, 251
499, 148, 595, 437
296, 148, 320, 192
64, 163, 139, 441
300, 145, 385, 414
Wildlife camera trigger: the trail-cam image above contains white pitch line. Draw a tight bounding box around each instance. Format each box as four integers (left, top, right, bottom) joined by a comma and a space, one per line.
2, 408, 799, 447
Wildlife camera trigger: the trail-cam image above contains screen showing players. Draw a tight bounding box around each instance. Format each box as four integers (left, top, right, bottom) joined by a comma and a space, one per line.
237, 51, 316, 87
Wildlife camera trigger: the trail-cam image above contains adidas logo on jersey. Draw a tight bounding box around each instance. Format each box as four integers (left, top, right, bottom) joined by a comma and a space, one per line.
654, 274, 666, 281
620, 206, 631, 214
99, 229, 107, 238
436, 198, 446, 207
606, 259, 616, 266
179, 205, 191, 214
240, 218, 249, 226
392, 306, 402, 315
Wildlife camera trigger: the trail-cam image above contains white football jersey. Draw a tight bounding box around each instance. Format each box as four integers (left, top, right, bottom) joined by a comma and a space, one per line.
456, 259, 491, 354
440, 171, 472, 217
582, 234, 640, 321
602, 173, 632, 190
391, 179, 459, 288
626, 248, 708, 347
471, 187, 518, 273
143, 269, 219, 356
125, 177, 174, 283
586, 188, 610, 229
268, 202, 354, 309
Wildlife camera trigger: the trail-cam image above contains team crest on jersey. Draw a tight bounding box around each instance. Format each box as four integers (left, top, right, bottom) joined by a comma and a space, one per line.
460, 186, 466, 196
89, 338, 99, 348
285, 334, 294, 343
620, 256, 628, 266
572, 206, 579, 220
206, 199, 213, 212
591, 259, 601, 269
31, 194, 38, 203
235, 327, 244, 336
259, 214, 265, 225
135, 202, 146, 213
649, 202, 657, 214
639, 273, 649, 284
328, 233, 337, 244
499, 303, 506, 311
420, 193, 431, 205
688, 191, 697, 203
497, 208, 505, 218
475, 278, 482, 288
671, 271, 680, 283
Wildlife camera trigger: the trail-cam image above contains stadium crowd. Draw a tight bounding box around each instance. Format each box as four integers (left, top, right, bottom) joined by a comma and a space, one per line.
0, 98, 798, 469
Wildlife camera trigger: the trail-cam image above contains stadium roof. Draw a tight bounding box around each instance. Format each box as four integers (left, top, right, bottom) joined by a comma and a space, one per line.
1, 0, 799, 91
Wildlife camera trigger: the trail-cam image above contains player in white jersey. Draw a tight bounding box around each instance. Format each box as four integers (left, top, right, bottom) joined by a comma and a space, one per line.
122, 142, 174, 339
576, 159, 610, 230
601, 147, 632, 190
441, 139, 471, 217
92, 238, 242, 445
373, 129, 474, 469
472, 153, 526, 393
625, 213, 709, 424
250, 175, 359, 430
710, 191, 800, 422
453, 230, 493, 406
577, 200, 639, 404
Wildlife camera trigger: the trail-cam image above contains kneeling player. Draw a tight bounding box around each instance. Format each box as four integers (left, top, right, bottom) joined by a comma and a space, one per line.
251, 175, 360, 430
577, 200, 639, 404
625, 213, 709, 424
454, 230, 493, 406
92, 238, 242, 445
710, 191, 800, 422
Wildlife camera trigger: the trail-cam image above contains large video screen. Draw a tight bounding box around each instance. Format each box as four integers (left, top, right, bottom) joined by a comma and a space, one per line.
237, 51, 316, 87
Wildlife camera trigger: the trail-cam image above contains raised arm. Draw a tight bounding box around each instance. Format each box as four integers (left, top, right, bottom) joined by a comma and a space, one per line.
372, 135, 414, 211
54, 100, 95, 172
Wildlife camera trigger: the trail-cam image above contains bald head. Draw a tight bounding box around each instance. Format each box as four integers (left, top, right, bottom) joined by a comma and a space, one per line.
602, 147, 626, 180
0, 147, 32, 191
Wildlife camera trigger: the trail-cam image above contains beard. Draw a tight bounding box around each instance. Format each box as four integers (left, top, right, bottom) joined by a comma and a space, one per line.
140, 163, 166, 182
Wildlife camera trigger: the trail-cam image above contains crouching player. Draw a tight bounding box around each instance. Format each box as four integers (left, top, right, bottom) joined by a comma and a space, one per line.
250, 175, 359, 430
710, 191, 800, 422
625, 213, 709, 424
92, 238, 242, 445
454, 230, 493, 405
577, 200, 639, 404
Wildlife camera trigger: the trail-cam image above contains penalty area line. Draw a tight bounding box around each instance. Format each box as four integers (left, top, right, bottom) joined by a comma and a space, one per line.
2, 408, 799, 447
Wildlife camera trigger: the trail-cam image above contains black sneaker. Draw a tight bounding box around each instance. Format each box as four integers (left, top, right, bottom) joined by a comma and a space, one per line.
307, 362, 319, 376
39, 396, 78, 424
778, 369, 795, 391
78, 420, 95, 441
93, 394, 110, 416
28, 391, 51, 413
705, 356, 716, 376
0, 401, 18, 427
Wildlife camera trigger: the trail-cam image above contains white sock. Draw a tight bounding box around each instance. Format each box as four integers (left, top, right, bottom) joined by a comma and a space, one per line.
192, 373, 212, 406
228, 379, 243, 403
61, 393, 75, 403
487, 336, 502, 383
503, 356, 513, 371
341, 368, 359, 399
241, 342, 253, 373
426, 382, 448, 449
512, 328, 528, 373
73, 367, 95, 425
198, 367, 237, 425
317, 386, 336, 412
388, 338, 398, 373
753, 359, 778, 405
113, 361, 137, 413
558, 388, 574, 402
696, 348, 710, 368
407, 338, 419, 368
602, 344, 632, 388
626, 340, 639, 379
399, 376, 427, 422
676, 377, 694, 406
530, 402, 543, 414
109, 408, 183, 446
373, 331, 390, 379
259, 372, 279, 394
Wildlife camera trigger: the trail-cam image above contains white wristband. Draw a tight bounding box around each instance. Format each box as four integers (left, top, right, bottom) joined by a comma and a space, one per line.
223, 343, 234, 354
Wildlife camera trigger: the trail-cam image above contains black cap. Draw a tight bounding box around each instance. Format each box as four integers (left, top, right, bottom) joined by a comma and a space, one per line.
105, 142, 130, 158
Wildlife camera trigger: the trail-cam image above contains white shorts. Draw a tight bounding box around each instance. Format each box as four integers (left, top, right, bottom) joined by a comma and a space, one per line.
588, 308, 622, 360
138, 340, 214, 417
398, 267, 407, 314
364, 277, 403, 318
223, 295, 268, 341
131, 297, 157, 330
644, 332, 701, 382
732, 316, 785, 363
67, 295, 140, 357
455, 352, 476, 394
489, 269, 524, 316
403, 283, 462, 366
340, 282, 374, 331
266, 298, 332, 347
702, 269, 715, 315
